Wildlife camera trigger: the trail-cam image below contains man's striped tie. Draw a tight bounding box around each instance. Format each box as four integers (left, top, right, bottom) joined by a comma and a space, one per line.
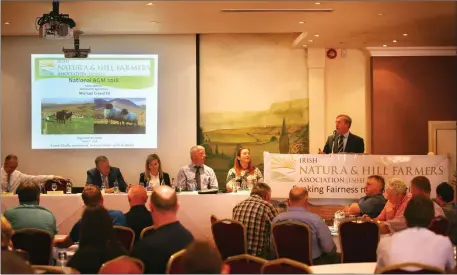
338, 135, 344, 153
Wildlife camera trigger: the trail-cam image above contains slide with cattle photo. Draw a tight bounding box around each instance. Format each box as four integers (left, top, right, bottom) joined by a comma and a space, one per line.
31, 54, 158, 149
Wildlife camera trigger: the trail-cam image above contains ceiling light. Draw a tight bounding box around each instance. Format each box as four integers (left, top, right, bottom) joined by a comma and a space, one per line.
302, 45, 308, 47
4, 21, 10, 25
314, 34, 319, 37
146, 2, 154, 6
308, 39, 314, 42
383, 44, 387, 47
150, 21, 158, 24
393, 40, 397, 43
298, 21, 305, 24
403, 33, 408, 37
378, 13, 383, 16
315, 2, 321, 4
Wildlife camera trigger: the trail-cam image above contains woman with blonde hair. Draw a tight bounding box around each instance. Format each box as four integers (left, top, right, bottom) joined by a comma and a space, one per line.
226, 147, 263, 192
139, 154, 171, 189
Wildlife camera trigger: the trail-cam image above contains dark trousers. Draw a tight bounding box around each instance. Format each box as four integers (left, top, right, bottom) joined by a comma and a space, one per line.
313, 252, 341, 265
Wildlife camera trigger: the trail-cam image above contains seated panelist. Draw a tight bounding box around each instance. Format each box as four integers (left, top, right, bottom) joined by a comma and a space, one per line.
139, 154, 171, 188
177, 145, 218, 191
226, 147, 263, 192
86, 156, 127, 193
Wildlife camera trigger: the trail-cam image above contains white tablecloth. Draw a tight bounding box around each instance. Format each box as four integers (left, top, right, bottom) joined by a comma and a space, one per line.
310, 262, 377, 274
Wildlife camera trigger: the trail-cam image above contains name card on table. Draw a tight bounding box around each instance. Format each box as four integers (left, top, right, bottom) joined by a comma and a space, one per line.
46, 191, 64, 196
264, 152, 449, 199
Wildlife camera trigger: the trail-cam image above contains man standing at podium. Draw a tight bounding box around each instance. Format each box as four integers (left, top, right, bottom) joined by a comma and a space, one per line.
319, 114, 365, 154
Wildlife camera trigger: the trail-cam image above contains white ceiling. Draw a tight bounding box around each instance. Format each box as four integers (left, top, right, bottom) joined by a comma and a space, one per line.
1, 1, 455, 48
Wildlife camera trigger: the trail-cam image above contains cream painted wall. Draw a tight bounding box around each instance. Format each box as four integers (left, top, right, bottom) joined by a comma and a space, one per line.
1, 35, 197, 186
324, 49, 370, 152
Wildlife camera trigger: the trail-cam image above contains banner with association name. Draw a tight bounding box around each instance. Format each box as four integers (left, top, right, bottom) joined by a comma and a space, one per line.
263, 152, 450, 199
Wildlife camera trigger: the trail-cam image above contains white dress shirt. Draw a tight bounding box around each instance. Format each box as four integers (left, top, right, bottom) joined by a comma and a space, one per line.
1, 167, 53, 193
376, 227, 455, 272
148, 173, 160, 189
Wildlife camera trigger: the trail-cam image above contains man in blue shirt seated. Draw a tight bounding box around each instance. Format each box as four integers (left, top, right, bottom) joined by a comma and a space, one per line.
54, 184, 127, 248
4, 181, 58, 236
271, 186, 339, 265
343, 175, 387, 218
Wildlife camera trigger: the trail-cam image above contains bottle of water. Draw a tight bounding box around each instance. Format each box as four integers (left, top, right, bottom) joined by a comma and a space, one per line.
113, 180, 119, 193
56, 249, 68, 267
66, 180, 72, 194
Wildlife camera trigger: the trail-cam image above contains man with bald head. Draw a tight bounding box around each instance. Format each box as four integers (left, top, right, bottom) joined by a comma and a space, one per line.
131, 185, 194, 274
125, 185, 153, 243
271, 186, 338, 264
176, 145, 218, 191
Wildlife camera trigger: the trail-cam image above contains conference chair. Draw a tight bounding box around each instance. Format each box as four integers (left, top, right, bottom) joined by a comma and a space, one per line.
428, 216, 449, 236
32, 265, 80, 274
113, 226, 135, 252
11, 228, 53, 265
43, 179, 67, 193
225, 254, 267, 274
339, 220, 379, 263
376, 262, 445, 274
99, 256, 144, 274
272, 221, 313, 265
211, 219, 247, 259
166, 249, 186, 274
210, 214, 219, 224
261, 258, 312, 274
140, 225, 156, 239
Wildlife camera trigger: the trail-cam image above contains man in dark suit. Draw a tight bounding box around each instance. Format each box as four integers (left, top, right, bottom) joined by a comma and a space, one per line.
86, 156, 127, 193
319, 114, 365, 154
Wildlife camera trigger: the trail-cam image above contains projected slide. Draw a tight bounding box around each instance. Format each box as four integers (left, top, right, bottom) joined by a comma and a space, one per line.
31, 54, 158, 149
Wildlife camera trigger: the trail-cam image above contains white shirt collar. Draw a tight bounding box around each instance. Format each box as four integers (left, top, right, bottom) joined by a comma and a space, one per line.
341, 131, 350, 138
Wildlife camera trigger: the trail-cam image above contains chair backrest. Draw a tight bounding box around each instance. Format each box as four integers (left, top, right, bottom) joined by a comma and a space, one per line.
113, 226, 135, 252
44, 179, 67, 192
272, 221, 313, 265
261, 258, 312, 274
32, 265, 80, 274
11, 228, 53, 265
166, 249, 186, 274
339, 220, 379, 263
428, 216, 449, 236
140, 225, 156, 239
99, 256, 144, 274
376, 262, 445, 274
211, 219, 247, 259
210, 214, 219, 225
225, 254, 267, 274
13, 249, 30, 262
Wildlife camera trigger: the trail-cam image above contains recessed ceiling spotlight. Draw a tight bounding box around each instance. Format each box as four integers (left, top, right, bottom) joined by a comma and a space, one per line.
315, 2, 321, 4
314, 34, 319, 37
298, 21, 305, 24
403, 33, 408, 36
378, 13, 383, 16
146, 2, 154, 6
4, 21, 10, 25
302, 44, 308, 47
393, 40, 397, 43
150, 21, 158, 24
383, 44, 387, 47
308, 39, 314, 42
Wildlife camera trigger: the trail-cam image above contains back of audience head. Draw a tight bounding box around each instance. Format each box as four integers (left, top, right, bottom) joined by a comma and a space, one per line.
250, 182, 272, 201
435, 182, 454, 205
128, 185, 148, 207
182, 241, 229, 274
288, 186, 308, 207
82, 184, 103, 207
410, 176, 432, 197
79, 205, 115, 247
404, 194, 434, 228
385, 178, 407, 204
1, 250, 33, 274
1, 215, 13, 250
16, 181, 40, 204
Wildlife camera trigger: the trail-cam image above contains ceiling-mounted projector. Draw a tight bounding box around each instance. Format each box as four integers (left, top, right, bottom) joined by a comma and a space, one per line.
37, 0, 76, 39
63, 31, 91, 58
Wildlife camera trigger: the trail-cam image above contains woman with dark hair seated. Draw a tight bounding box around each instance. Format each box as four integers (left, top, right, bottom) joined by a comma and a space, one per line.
67, 205, 127, 274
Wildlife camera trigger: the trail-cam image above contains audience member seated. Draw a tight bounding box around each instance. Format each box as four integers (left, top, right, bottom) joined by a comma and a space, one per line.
67, 205, 127, 274
86, 156, 127, 193
55, 185, 128, 248
176, 145, 218, 191
139, 154, 171, 188
226, 147, 264, 192
125, 185, 153, 243
376, 194, 455, 272
1, 215, 14, 250
181, 241, 230, 274
1, 154, 65, 193
1, 249, 34, 274
271, 186, 339, 264
232, 182, 278, 258
410, 176, 445, 217
131, 186, 194, 274
343, 175, 386, 218
4, 181, 57, 236
435, 182, 457, 245
365, 178, 411, 234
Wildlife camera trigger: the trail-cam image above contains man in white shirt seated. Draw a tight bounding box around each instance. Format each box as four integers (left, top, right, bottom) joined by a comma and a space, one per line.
375, 194, 455, 272
1, 154, 65, 193
176, 145, 218, 191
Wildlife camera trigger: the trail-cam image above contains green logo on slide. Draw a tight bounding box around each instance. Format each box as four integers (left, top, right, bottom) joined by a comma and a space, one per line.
39, 60, 58, 76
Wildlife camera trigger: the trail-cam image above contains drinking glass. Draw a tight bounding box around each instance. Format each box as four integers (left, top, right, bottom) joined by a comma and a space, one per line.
51, 182, 57, 191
